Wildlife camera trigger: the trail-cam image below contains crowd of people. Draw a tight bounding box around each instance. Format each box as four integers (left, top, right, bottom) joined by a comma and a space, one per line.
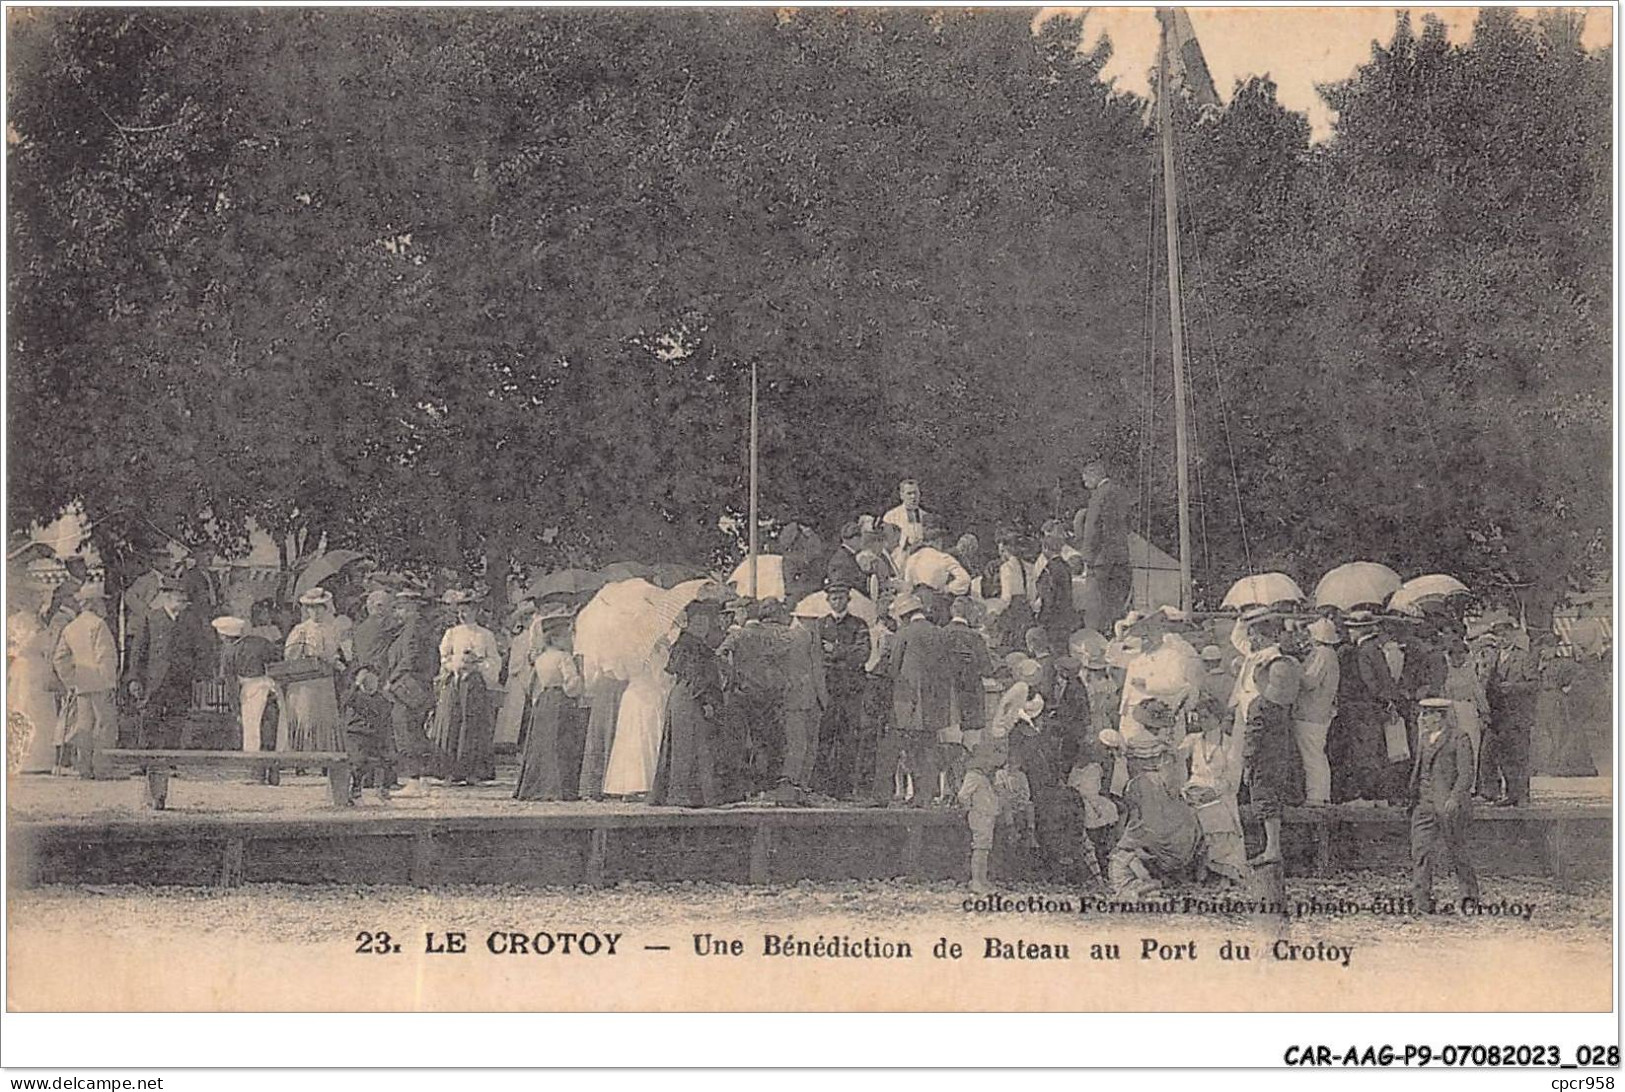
6, 464, 1587, 909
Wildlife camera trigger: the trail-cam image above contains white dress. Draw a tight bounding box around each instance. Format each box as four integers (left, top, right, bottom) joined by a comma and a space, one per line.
494, 624, 535, 747
10, 611, 61, 772
602, 647, 675, 796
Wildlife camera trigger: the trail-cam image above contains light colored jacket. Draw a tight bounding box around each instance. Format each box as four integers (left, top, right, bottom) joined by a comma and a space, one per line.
52, 610, 119, 693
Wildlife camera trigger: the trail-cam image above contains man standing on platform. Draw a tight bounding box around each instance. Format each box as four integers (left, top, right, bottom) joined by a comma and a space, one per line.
1482, 618, 1538, 806
51, 583, 119, 775
817, 581, 871, 799
903, 526, 972, 598
1335, 610, 1404, 804
125, 580, 210, 748
877, 593, 951, 805
1032, 525, 1079, 652
881, 479, 932, 575
1076, 459, 1133, 633
717, 600, 792, 799
384, 588, 438, 796
351, 589, 399, 680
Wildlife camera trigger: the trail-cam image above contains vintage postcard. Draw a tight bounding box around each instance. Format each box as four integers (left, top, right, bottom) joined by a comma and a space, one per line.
4, 3, 1614, 1023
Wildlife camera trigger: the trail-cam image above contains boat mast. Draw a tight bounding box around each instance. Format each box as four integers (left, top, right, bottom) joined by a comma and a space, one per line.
748, 359, 760, 598
1157, 8, 1194, 612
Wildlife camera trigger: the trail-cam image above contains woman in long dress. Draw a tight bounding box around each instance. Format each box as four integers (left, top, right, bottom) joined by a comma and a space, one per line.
279, 588, 347, 753
494, 602, 538, 750
514, 608, 582, 800
650, 602, 724, 807
431, 589, 501, 784
578, 669, 627, 800
10, 608, 61, 773
601, 641, 674, 797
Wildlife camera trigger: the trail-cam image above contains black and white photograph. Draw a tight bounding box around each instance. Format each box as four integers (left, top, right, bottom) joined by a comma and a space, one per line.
3, 1, 1616, 1032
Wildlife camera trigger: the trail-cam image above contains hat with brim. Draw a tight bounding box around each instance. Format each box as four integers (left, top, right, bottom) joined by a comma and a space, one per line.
1419, 697, 1455, 710
1132, 697, 1178, 732
442, 588, 480, 606
534, 602, 575, 624
1343, 609, 1380, 629
394, 587, 428, 602
1307, 618, 1339, 645
1098, 727, 1126, 750
1239, 605, 1278, 624
825, 579, 852, 594
892, 592, 925, 619
211, 616, 248, 638
74, 583, 109, 603
297, 588, 332, 607
1199, 644, 1224, 663
1012, 657, 1044, 686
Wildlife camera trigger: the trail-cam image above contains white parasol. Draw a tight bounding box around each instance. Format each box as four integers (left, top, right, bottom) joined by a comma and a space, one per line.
1220, 572, 1304, 610
1313, 561, 1403, 611
1388, 574, 1471, 616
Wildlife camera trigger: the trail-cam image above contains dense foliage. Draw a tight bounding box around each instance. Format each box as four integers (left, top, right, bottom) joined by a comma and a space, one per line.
8, 8, 1611, 618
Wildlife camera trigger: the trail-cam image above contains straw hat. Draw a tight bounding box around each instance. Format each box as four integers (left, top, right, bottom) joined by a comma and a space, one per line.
74, 583, 109, 603
210, 616, 248, 638
297, 588, 333, 607
892, 592, 926, 620
1308, 618, 1340, 645
442, 588, 480, 606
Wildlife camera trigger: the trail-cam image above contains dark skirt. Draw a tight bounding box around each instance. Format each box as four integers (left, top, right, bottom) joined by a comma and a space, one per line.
514, 688, 566, 800
1245, 698, 1303, 819
431, 672, 496, 783
649, 681, 718, 808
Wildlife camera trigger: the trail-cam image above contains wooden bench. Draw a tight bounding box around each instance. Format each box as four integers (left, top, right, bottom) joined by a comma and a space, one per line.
93, 750, 354, 810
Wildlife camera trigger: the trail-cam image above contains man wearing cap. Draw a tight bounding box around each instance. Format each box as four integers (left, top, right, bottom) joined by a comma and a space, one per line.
876, 592, 951, 805
816, 582, 871, 800
1076, 460, 1133, 634
1292, 618, 1341, 807
214, 616, 281, 756
50, 584, 119, 776
1409, 697, 1480, 912
826, 523, 868, 595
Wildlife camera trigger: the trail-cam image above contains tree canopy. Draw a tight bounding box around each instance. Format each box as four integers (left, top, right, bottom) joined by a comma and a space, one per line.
7, 8, 1611, 616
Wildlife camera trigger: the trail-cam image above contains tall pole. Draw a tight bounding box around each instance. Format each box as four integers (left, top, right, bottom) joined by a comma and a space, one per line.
1158, 11, 1194, 612
748, 360, 759, 598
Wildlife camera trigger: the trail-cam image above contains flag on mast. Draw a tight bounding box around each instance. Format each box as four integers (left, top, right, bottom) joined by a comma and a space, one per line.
1156, 8, 1221, 109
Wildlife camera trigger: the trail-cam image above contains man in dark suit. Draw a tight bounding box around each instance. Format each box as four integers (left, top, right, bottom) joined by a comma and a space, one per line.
942, 597, 993, 798
1076, 460, 1134, 633
385, 589, 440, 794
816, 582, 872, 799
1409, 697, 1480, 913
826, 522, 868, 596
1033, 525, 1078, 652
875, 594, 952, 805
124, 580, 211, 747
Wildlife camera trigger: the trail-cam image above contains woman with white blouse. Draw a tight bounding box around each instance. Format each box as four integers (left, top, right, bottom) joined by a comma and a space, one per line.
430, 589, 501, 784
278, 588, 347, 753
514, 606, 583, 800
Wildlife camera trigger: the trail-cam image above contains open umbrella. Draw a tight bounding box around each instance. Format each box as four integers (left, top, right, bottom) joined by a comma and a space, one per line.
293, 549, 371, 597
727, 555, 785, 601
1313, 562, 1403, 611
526, 568, 606, 601
573, 578, 666, 681
1389, 574, 1471, 616
1220, 572, 1304, 611
598, 560, 657, 583
793, 589, 879, 625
